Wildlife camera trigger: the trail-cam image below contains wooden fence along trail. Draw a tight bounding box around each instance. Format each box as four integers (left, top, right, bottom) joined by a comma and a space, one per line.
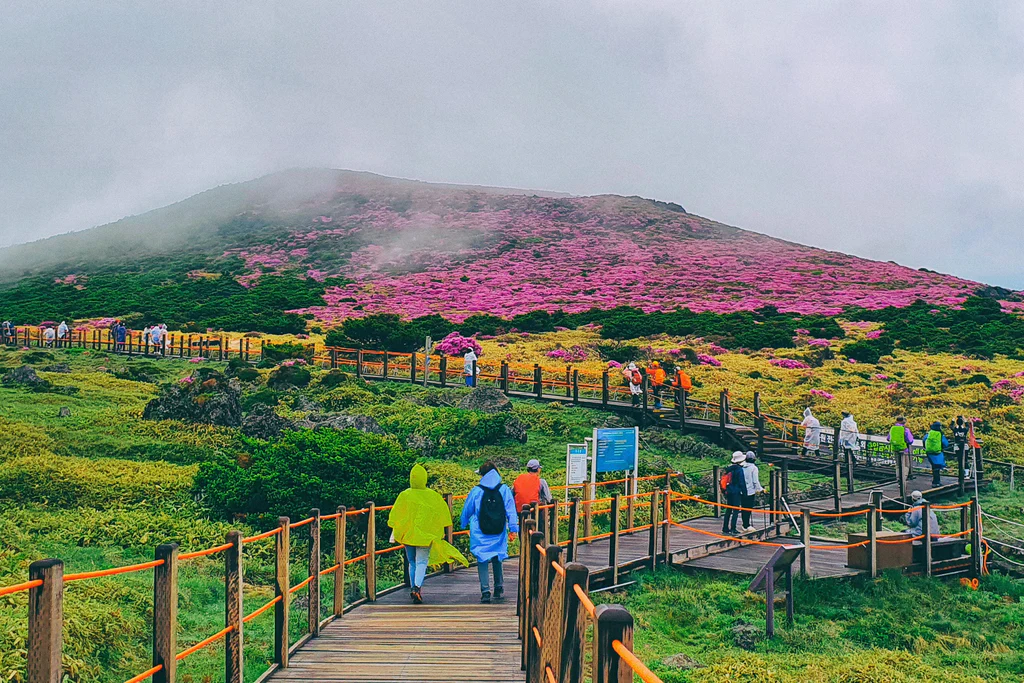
2, 331, 997, 681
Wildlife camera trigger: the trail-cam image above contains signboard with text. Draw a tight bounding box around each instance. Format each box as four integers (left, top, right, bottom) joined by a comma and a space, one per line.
566, 444, 589, 486
593, 427, 639, 474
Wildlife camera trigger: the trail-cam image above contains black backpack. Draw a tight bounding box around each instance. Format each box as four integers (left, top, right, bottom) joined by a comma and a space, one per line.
477, 484, 507, 535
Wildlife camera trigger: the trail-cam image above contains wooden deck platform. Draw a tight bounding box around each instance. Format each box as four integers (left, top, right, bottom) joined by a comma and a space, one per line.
685, 539, 862, 579
267, 564, 521, 683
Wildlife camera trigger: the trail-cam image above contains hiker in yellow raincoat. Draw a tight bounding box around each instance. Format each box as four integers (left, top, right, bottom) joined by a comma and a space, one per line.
388, 464, 468, 603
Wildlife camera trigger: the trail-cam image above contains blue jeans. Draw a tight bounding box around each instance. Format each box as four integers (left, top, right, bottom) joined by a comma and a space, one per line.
405, 545, 429, 589
465, 375, 476, 387
477, 557, 503, 593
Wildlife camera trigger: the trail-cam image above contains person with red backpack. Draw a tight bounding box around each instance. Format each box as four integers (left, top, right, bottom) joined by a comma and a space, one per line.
460, 461, 519, 603
720, 452, 746, 534
624, 362, 643, 407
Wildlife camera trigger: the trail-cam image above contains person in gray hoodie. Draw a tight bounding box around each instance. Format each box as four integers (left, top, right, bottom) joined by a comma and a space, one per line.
741, 451, 765, 532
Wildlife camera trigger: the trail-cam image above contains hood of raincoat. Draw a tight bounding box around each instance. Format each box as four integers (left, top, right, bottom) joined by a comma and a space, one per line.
480, 469, 503, 488
803, 408, 813, 419
410, 464, 428, 489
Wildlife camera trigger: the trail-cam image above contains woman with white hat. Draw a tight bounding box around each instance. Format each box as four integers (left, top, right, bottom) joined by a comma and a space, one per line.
721, 451, 747, 534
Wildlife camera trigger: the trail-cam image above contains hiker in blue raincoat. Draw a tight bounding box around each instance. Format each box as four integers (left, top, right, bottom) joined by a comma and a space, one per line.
924, 421, 949, 487
460, 461, 519, 604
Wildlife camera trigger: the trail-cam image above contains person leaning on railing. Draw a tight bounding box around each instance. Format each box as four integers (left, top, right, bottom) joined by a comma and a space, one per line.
924, 422, 949, 487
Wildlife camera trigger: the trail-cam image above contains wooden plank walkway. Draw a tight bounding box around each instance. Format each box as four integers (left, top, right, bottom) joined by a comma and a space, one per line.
796, 473, 960, 514
267, 563, 521, 683
685, 539, 861, 579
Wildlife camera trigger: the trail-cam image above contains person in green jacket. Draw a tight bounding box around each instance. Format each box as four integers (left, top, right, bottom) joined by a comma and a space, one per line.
924, 422, 949, 487
888, 417, 914, 491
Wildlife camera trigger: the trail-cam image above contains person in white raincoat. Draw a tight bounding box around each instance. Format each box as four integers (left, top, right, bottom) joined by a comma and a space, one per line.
800, 408, 821, 456
839, 411, 861, 463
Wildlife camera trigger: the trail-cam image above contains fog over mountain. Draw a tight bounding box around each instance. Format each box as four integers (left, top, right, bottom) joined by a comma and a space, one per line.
1, 2, 1022, 287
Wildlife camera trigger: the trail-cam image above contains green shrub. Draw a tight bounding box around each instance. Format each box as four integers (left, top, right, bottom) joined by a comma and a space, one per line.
261, 342, 313, 363
241, 387, 280, 411
194, 429, 414, 521
267, 364, 311, 390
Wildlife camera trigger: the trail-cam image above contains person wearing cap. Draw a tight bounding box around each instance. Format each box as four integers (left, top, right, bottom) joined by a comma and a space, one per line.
721, 452, 747, 534
463, 348, 479, 387
624, 362, 643, 407
904, 491, 940, 538
513, 459, 553, 513
740, 451, 764, 532
647, 361, 667, 409
924, 421, 949, 487
888, 416, 914, 489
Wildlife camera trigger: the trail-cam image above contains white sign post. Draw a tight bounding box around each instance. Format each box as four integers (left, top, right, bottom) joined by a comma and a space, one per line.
566, 443, 589, 501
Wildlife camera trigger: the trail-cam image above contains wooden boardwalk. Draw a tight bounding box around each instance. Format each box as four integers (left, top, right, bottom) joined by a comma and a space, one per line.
686, 539, 861, 579
268, 564, 521, 683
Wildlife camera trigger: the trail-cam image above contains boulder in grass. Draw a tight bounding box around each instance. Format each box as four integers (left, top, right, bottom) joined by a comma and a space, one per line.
730, 621, 762, 651
3, 365, 50, 390
296, 412, 383, 435
457, 387, 512, 413
241, 403, 296, 439
405, 433, 437, 458
662, 654, 702, 671
41, 363, 72, 374
58, 407, 72, 418
143, 369, 242, 427
504, 417, 529, 444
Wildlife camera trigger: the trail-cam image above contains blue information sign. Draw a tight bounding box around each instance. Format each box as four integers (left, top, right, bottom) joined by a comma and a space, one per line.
594, 427, 638, 473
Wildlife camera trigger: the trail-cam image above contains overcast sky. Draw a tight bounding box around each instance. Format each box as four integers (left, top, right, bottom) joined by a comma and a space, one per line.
1, 1, 1022, 288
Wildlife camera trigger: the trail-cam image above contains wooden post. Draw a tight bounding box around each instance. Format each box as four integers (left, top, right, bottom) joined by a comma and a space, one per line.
601, 371, 609, 407
534, 364, 543, 398
583, 482, 594, 542
625, 482, 635, 531
526, 530, 546, 680
754, 391, 765, 457
572, 369, 580, 404
1010, 464, 1016, 492
540, 545, 564, 679
440, 356, 448, 387
712, 465, 722, 518
560, 563, 590, 683
245, 338, 251, 362
832, 462, 842, 512
381, 351, 389, 378
662, 489, 672, 566
225, 531, 243, 683
800, 510, 811, 579
27, 559, 63, 683
334, 506, 346, 617
365, 501, 377, 601
678, 389, 687, 433
308, 509, 321, 636
501, 361, 509, 394
833, 425, 841, 461
567, 498, 580, 562
410, 352, 417, 384
867, 504, 878, 579
970, 497, 982, 579
356, 349, 363, 378
765, 565, 776, 639
718, 390, 727, 440
975, 446, 984, 479
518, 518, 536, 651
549, 502, 559, 546
845, 448, 855, 493
593, 604, 634, 683
444, 493, 455, 573
640, 374, 649, 423
923, 501, 932, 577
537, 504, 548, 547
871, 490, 883, 531
153, 544, 178, 683
648, 491, 660, 571
609, 493, 621, 585
565, 366, 571, 398
274, 516, 290, 668
960, 504, 970, 537
782, 460, 790, 497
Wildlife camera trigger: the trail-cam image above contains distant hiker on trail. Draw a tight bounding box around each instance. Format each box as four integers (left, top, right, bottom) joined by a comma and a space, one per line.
671, 364, 692, 407
950, 416, 969, 467
624, 362, 643, 407
42, 325, 55, 347
648, 361, 667, 409
839, 411, 862, 463
143, 326, 152, 348
463, 349, 478, 387
388, 464, 468, 604
460, 461, 519, 603
159, 324, 169, 353
904, 491, 940, 538
57, 321, 68, 347
513, 459, 553, 512
721, 451, 747, 535
115, 322, 127, 352
888, 416, 914, 485
800, 408, 821, 456
149, 325, 162, 353
1, 320, 13, 345
741, 451, 764, 532
924, 422, 949, 487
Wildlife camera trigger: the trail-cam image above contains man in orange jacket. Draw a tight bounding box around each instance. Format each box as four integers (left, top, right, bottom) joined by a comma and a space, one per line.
648, 361, 667, 408
513, 459, 553, 513
671, 364, 693, 410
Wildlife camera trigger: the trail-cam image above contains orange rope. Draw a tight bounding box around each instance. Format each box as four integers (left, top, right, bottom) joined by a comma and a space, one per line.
532, 626, 543, 647
933, 502, 972, 510
375, 504, 394, 512
179, 543, 233, 561
123, 664, 163, 683
289, 575, 314, 594
346, 507, 370, 516
291, 516, 315, 529
809, 540, 870, 550
0, 579, 43, 597
577, 531, 614, 542
320, 563, 340, 577
667, 521, 786, 547
877, 534, 925, 544
175, 625, 234, 661
453, 529, 470, 537
546, 666, 557, 683
880, 506, 923, 514
535, 544, 547, 555
344, 553, 369, 566
242, 528, 281, 544
807, 509, 870, 519
612, 640, 663, 683
552, 562, 566, 577
574, 583, 596, 619
243, 595, 282, 624
65, 559, 164, 583
676, 494, 790, 516
620, 524, 654, 534
321, 512, 342, 521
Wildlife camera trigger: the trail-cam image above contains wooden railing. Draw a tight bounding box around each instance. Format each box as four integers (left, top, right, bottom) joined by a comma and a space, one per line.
4, 325, 263, 362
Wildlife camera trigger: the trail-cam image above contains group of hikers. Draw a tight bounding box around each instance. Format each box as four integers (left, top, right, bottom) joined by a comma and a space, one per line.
800, 409, 977, 487
0, 319, 170, 353
621, 360, 692, 409
387, 458, 553, 604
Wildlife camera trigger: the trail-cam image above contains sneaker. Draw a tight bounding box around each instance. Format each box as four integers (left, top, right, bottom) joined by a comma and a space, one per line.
493, 587, 505, 602
743, 526, 757, 533
411, 589, 423, 604
480, 591, 491, 604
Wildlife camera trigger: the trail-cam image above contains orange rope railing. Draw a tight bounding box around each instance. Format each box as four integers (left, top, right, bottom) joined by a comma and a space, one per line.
65, 559, 164, 583
320, 563, 340, 577
344, 553, 370, 566
612, 639, 663, 683
291, 516, 315, 529
0, 579, 42, 597
179, 543, 233, 561
243, 595, 282, 624
241, 528, 282, 544
289, 575, 314, 594
573, 583, 597, 619
123, 664, 163, 683
175, 625, 234, 661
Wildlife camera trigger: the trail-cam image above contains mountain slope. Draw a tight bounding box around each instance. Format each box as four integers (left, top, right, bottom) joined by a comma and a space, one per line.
0, 168, 1010, 328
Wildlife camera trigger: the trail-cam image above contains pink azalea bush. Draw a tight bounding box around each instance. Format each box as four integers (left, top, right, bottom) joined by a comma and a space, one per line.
992, 379, 1024, 403
434, 332, 482, 357
707, 344, 728, 356
865, 330, 884, 339
770, 358, 810, 370
280, 359, 307, 367
807, 339, 831, 348
545, 346, 588, 362
697, 354, 721, 367
809, 389, 835, 400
